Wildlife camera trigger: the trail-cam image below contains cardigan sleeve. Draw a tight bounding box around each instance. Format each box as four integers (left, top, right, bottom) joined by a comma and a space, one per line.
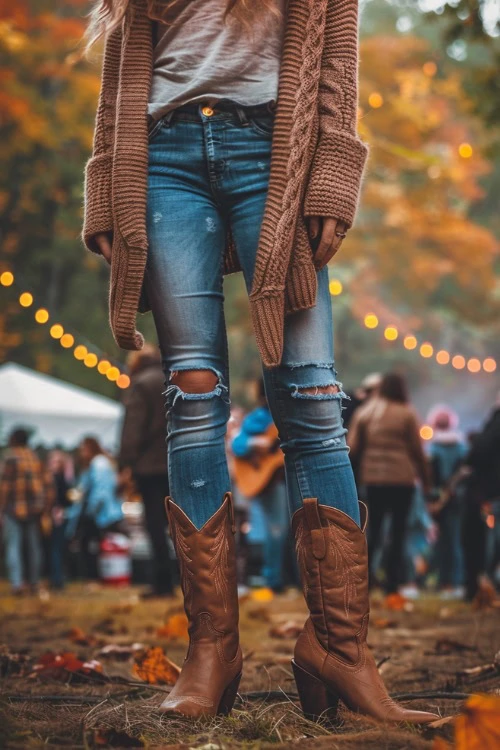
303, 0, 368, 228
81, 25, 122, 254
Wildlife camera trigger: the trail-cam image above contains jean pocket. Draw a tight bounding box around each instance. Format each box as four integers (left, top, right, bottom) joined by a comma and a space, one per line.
148, 116, 165, 142
248, 115, 275, 138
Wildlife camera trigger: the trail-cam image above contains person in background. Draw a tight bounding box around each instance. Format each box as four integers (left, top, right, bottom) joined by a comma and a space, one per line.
342, 372, 382, 430
119, 344, 175, 598
463, 394, 500, 600
231, 379, 287, 593
67, 437, 124, 580
47, 450, 74, 590
426, 406, 467, 599
0, 428, 54, 595
348, 373, 431, 593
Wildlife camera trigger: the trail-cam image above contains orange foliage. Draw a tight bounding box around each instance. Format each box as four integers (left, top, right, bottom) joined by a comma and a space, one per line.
132, 647, 180, 685
156, 613, 189, 640
455, 694, 500, 750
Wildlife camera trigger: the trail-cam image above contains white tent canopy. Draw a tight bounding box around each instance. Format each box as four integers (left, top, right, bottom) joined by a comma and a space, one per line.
0, 363, 124, 450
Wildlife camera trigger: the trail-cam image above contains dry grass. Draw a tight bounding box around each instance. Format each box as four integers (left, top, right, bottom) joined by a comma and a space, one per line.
0, 583, 498, 748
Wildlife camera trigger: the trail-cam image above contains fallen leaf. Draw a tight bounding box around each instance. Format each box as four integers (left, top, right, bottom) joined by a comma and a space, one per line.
64, 626, 98, 646
156, 613, 189, 640
384, 593, 407, 611
30, 652, 108, 683
429, 716, 456, 729
98, 643, 146, 661
132, 647, 180, 685
92, 728, 144, 747
269, 620, 303, 639
251, 587, 274, 602
455, 693, 500, 749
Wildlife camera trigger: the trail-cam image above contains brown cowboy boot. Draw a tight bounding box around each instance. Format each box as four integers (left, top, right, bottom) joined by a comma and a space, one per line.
292, 498, 438, 724
159, 493, 243, 718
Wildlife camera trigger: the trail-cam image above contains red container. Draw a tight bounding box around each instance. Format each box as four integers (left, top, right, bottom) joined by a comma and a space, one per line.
98, 533, 131, 586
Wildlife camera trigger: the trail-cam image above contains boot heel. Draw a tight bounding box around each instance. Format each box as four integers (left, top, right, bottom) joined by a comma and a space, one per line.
292, 660, 339, 723
217, 672, 241, 716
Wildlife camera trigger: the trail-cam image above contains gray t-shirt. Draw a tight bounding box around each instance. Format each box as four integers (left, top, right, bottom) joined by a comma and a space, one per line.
148, 0, 285, 121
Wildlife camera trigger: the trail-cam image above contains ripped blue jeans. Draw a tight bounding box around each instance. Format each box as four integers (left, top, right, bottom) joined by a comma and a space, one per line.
145, 102, 360, 528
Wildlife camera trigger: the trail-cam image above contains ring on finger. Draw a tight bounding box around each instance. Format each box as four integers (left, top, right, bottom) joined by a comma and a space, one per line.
335, 231, 347, 238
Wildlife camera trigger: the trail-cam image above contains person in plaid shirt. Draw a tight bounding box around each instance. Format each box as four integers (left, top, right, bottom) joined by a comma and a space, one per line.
0, 428, 54, 594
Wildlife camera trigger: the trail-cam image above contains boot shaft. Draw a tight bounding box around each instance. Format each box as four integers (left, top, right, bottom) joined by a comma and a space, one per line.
166, 493, 240, 642
292, 498, 369, 661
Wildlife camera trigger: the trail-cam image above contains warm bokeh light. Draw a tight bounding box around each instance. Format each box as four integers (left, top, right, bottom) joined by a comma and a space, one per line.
420, 425, 434, 441
60, 333, 74, 349
436, 350, 450, 365
116, 374, 131, 389
423, 61, 437, 77
403, 335, 417, 350
35, 308, 49, 324
483, 357, 497, 373
74, 345, 88, 361
384, 326, 398, 341
452, 355, 466, 370
329, 279, 343, 296
458, 142, 473, 159
364, 313, 379, 329
420, 342, 433, 358
98, 360, 112, 375
106, 366, 120, 382
467, 358, 481, 373
0, 271, 14, 286
19, 292, 33, 307
368, 92, 383, 108
50, 324, 64, 339
84, 353, 98, 368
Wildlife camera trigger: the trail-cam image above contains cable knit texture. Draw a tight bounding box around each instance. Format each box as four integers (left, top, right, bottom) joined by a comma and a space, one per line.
82, 0, 368, 366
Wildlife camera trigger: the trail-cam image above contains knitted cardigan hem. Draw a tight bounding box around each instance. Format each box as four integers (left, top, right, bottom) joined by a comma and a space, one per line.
82, 152, 114, 253
303, 131, 368, 227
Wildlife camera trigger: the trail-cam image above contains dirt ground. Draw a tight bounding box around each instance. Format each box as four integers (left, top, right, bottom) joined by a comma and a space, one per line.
0, 582, 499, 749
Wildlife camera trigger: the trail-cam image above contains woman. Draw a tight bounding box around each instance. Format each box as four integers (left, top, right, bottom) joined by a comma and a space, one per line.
47, 450, 74, 590
349, 373, 431, 594
82, 0, 436, 723
66, 437, 125, 579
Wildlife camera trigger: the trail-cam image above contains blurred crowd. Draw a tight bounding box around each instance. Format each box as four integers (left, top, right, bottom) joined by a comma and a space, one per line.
1, 347, 499, 604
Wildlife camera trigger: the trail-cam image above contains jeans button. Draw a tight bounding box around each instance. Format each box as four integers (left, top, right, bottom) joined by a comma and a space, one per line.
202, 106, 214, 117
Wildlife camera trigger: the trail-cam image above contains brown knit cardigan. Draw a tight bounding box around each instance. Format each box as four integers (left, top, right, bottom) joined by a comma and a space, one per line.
82, 0, 368, 367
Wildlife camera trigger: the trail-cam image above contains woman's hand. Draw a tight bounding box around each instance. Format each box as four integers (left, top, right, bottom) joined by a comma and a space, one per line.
308, 217, 348, 270
94, 232, 113, 265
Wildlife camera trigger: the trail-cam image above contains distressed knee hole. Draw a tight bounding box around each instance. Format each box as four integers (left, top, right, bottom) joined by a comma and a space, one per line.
170, 369, 218, 394
298, 384, 340, 397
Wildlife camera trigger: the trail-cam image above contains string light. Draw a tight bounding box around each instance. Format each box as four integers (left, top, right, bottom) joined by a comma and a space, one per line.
106, 367, 120, 382
35, 308, 49, 324
0, 271, 14, 287
483, 358, 497, 373
384, 326, 398, 341
404, 335, 418, 350
436, 350, 450, 365
2, 272, 131, 388
329, 279, 343, 296
467, 358, 481, 373
74, 345, 88, 361
459, 142, 473, 159
420, 342, 433, 358
50, 324, 64, 339
60, 333, 74, 349
368, 92, 383, 108
420, 425, 434, 441
364, 313, 379, 329
19, 292, 33, 307
452, 355, 466, 370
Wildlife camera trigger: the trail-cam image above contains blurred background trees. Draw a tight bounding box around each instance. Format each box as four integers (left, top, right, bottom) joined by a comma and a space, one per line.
1, 0, 499, 411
